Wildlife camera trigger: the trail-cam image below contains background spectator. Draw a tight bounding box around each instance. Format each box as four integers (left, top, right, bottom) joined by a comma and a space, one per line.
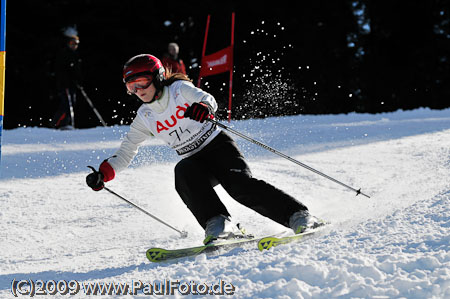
162, 42, 187, 75
51, 26, 82, 129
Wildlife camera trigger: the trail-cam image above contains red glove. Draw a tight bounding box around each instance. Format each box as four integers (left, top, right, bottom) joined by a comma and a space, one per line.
184, 102, 212, 123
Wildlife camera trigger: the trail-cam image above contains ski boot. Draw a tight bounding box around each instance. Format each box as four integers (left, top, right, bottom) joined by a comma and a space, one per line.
289, 210, 325, 234
203, 215, 248, 245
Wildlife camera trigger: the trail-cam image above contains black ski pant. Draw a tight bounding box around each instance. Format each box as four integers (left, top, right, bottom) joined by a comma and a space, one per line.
175, 131, 308, 229
52, 88, 77, 128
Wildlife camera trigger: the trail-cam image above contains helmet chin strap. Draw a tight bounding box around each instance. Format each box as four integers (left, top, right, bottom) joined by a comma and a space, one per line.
145, 89, 163, 104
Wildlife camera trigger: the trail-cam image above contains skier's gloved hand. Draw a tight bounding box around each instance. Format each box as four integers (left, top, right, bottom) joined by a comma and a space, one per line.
86, 167, 104, 191
86, 160, 116, 191
184, 102, 212, 123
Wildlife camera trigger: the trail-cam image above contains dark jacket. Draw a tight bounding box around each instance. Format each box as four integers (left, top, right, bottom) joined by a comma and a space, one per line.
161, 54, 186, 75
55, 46, 82, 91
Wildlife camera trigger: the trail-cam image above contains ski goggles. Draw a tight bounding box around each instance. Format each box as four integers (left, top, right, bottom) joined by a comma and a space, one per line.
125, 75, 153, 94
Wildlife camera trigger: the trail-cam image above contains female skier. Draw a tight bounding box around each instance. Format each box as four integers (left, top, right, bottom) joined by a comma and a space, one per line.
86, 54, 320, 244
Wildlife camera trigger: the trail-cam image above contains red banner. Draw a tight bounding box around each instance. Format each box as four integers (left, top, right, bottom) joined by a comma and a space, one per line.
199, 45, 233, 78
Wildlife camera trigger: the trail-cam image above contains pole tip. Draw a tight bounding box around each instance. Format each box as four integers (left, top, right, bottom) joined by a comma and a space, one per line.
356, 188, 371, 198
180, 231, 188, 238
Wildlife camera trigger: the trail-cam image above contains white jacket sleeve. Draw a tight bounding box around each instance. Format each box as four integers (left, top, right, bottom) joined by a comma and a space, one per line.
107, 115, 153, 173
179, 81, 218, 113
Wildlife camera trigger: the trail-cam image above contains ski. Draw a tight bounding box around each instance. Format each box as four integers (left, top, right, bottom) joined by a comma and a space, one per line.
147, 224, 328, 262
146, 234, 279, 263
258, 225, 327, 251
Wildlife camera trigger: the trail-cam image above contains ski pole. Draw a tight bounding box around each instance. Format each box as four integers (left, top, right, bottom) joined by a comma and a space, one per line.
103, 186, 188, 238
207, 118, 370, 198
65, 88, 75, 128
77, 85, 107, 127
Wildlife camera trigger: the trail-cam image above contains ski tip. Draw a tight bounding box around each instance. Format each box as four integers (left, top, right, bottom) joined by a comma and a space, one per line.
146, 248, 168, 263
258, 237, 275, 251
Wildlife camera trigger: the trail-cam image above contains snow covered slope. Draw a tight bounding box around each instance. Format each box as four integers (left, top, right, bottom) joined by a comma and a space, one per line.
1, 108, 449, 298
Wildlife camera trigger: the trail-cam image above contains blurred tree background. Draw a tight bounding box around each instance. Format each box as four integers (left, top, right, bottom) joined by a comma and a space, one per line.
4, 0, 450, 129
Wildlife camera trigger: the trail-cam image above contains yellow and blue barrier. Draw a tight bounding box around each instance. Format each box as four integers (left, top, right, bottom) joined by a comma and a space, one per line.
0, 0, 6, 166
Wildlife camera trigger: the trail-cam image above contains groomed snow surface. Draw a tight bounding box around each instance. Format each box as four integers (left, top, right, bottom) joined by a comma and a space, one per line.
1, 108, 449, 298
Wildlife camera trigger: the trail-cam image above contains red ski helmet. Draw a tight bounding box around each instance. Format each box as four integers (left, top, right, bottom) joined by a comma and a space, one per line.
123, 54, 165, 89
